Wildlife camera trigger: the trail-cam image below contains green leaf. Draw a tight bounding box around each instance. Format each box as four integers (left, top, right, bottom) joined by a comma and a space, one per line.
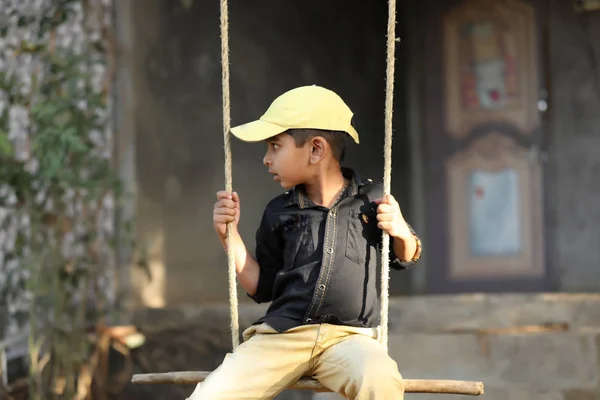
0, 130, 13, 157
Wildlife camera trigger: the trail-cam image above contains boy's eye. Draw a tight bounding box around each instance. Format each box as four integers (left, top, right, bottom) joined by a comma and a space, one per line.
272, 143, 280, 150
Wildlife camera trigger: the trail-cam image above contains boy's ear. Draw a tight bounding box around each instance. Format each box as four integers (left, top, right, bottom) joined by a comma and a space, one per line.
309, 136, 327, 164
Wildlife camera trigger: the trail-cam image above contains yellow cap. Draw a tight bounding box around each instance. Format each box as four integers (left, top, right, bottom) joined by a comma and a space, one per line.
230, 85, 360, 144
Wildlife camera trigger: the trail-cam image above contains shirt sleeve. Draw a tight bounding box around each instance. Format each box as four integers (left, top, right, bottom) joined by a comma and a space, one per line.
388, 223, 423, 271
247, 209, 283, 304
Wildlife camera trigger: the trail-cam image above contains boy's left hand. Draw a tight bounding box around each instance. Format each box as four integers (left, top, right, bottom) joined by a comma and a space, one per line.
375, 194, 412, 239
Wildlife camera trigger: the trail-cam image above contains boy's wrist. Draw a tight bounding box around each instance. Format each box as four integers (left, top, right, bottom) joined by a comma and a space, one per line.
218, 226, 240, 247
391, 221, 412, 241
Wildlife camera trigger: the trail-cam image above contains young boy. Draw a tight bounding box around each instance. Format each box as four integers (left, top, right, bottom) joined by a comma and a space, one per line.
188, 85, 422, 400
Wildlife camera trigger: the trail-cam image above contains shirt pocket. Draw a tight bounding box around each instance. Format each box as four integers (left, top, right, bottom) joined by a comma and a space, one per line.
345, 210, 367, 264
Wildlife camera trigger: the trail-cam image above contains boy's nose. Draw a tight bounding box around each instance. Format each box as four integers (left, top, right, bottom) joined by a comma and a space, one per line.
263, 153, 271, 166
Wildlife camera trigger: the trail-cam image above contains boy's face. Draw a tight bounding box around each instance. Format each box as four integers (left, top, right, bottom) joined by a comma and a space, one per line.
263, 133, 309, 189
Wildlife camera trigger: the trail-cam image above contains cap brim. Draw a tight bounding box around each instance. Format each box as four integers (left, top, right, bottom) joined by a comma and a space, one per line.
347, 125, 360, 144
230, 119, 288, 142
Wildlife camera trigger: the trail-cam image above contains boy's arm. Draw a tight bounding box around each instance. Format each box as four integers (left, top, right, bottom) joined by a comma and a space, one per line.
220, 230, 260, 296
391, 224, 419, 262
218, 208, 281, 301
389, 224, 422, 270
374, 193, 422, 270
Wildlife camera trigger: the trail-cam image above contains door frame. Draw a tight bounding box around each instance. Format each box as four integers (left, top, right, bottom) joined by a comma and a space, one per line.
414, 0, 554, 294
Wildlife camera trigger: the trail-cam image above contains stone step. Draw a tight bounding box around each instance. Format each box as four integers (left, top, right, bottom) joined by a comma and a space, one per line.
388, 293, 600, 332
388, 331, 599, 392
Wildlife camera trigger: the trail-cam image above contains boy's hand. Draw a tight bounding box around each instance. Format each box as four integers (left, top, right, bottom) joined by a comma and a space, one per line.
213, 191, 240, 240
375, 194, 411, 240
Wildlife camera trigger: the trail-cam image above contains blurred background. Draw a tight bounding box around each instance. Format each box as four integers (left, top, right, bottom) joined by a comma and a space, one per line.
1, 0, 600, 399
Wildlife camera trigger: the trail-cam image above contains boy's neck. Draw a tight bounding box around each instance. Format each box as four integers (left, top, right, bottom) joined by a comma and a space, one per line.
303, 166, 346, 208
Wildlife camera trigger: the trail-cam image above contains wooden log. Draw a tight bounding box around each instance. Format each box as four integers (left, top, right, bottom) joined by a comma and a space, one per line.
131, 372, 484, 395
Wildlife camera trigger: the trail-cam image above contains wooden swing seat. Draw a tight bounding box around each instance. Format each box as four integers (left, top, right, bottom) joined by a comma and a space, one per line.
131, 371, 484, 396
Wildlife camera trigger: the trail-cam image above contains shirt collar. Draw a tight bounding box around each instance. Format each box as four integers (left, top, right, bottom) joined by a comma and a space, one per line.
286, 167, 366, 209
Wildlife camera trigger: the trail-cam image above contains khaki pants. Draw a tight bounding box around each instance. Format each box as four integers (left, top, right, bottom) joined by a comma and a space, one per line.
186, 322, 404, 400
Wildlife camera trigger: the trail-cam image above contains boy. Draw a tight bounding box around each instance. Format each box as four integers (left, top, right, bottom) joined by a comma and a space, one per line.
188, 85, 422, 400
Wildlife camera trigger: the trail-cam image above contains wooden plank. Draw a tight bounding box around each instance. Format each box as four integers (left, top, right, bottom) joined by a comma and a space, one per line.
131, 371, 484, 395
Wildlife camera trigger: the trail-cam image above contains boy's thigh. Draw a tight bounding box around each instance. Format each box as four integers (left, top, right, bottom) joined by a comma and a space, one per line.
186, 323, 318, 400
312, 334, 402, 390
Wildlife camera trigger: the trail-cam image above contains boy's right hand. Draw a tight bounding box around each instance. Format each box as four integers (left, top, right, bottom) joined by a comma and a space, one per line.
213, 191, 240, 240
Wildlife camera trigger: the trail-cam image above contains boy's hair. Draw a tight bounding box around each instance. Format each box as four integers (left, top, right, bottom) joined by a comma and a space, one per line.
286, 129, 348, 163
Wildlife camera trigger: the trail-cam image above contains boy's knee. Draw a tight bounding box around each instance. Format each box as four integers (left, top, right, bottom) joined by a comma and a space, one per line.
355, 355, 403, 391
362, 364, 402, 389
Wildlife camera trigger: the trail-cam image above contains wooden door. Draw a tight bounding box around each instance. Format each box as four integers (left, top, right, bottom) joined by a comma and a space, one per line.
420, 0, 551, 292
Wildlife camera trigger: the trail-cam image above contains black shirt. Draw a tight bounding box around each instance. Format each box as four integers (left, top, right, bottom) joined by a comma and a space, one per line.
248, 167, 421, 332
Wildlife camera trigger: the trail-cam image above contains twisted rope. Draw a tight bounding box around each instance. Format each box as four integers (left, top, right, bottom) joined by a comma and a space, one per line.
379, 0, 397, 352
219, 0, 239, 350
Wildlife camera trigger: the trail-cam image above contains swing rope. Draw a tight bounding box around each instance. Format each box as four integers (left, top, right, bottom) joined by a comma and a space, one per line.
219, 0, 240, 350
379, 0, 397, 352
131, 0, 485, 395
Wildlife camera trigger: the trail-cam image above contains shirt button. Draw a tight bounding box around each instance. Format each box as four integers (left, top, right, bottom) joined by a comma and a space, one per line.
326, 247, 334, 254
306, 318, 313, 323
318, 284, 326, 290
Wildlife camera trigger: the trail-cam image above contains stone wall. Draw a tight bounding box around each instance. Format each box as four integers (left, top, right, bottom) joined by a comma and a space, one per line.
0, 0, 115, 345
